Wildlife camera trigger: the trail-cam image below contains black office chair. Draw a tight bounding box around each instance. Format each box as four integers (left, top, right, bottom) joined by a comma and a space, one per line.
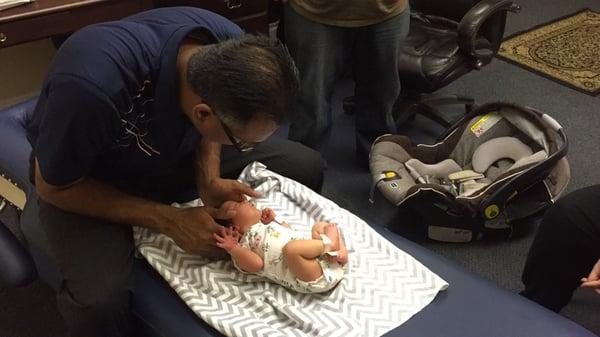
344, 0, 521, 127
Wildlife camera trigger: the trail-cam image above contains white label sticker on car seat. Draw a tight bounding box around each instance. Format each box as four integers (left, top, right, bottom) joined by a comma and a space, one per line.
470, 113, 502, 137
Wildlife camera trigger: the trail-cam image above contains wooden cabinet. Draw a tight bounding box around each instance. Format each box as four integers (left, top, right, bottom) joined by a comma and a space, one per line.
0, 0, 154, 48
155, 0, 270, 33
0, 0, 270, 49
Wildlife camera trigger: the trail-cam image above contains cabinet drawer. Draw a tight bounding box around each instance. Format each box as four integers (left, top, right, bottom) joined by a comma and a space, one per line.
0, 0, 153, 48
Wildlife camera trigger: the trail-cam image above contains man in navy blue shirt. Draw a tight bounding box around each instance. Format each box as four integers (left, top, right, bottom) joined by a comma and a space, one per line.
26, 7, 324, 336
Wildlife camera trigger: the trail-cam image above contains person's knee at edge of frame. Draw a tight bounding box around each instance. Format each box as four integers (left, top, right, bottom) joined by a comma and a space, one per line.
537, 187, 599, 235
521, 186, 600, 312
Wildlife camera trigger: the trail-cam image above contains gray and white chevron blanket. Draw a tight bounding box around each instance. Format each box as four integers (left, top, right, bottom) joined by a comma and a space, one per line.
134, 162, 448, 337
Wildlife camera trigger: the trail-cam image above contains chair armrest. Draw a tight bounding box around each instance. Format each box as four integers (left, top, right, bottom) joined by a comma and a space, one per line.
457, 0, 521, 65
0, 218, 36, 287
411, 11, 459, 30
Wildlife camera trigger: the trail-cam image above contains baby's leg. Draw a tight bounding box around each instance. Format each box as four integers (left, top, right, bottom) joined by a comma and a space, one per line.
283, 240, 324, 282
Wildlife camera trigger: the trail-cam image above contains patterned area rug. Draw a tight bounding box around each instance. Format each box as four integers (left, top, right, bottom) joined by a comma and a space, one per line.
498, 9, 600, 96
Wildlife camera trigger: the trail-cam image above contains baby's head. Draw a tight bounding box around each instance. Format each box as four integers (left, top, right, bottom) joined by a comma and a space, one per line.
221, 200, 261, 233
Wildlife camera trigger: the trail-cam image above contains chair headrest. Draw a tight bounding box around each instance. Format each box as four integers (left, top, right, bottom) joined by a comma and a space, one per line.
472, 137, 533, 173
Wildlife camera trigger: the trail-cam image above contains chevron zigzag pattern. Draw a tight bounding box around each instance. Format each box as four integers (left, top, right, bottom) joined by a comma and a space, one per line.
134, 162, 448, 337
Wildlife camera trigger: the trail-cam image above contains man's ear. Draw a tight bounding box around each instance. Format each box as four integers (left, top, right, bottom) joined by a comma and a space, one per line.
191, 102, 214, 125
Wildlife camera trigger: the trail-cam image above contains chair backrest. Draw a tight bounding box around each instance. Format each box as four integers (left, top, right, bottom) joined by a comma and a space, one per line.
410, 0, 508, 52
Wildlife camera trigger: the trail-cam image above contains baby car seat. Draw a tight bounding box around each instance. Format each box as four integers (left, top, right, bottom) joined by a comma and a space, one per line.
369, 102, 569, 242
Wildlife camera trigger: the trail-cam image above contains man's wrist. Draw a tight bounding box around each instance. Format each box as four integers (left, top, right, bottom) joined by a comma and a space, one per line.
198, 176, 219, 188
139, 203, 178, 234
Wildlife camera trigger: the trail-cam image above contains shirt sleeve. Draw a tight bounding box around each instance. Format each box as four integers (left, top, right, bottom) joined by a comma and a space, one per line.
33, 76, 117, 186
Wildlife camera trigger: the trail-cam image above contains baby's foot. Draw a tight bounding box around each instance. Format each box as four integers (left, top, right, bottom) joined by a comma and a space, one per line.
336, 243, 348, 265
324, 223, 348, 265
324, 223, 340, 252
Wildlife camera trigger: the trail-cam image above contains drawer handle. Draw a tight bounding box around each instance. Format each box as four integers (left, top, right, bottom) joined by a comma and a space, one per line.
225, 0, 242, 9
0, 33, 7, 44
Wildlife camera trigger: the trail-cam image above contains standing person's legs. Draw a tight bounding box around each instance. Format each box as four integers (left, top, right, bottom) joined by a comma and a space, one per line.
284, 3, 349, 148
35, 198, 135, 337
220, 136, 326, 192
353, 9, 410, 160
521, 185, 600, 312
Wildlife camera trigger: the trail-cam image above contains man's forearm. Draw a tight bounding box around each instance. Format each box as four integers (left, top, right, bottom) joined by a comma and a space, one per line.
196, 138, 222, 188
36, 164, 173, 232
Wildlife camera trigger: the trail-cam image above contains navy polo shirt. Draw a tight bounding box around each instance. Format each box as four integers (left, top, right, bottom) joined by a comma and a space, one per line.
26, 7, 243, 194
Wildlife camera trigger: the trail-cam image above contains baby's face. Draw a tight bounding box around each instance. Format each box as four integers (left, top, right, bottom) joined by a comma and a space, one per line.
221, 200, 261, 232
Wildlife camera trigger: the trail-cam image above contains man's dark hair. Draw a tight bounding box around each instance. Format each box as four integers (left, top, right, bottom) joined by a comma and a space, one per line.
187, 34, 299, 128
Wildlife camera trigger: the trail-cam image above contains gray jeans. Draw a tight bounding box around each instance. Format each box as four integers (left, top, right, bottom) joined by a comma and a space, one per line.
284, 4, 410, 153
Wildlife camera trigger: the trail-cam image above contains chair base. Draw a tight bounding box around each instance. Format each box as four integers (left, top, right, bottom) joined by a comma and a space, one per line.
342, 93, 475, 128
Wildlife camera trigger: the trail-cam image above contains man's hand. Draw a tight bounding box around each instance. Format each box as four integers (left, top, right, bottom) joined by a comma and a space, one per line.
200, 178, 261, 207
261, 208, 276, 224
214, 227, 241, 252
164, 206, 236, 258
581, 258, 600, 295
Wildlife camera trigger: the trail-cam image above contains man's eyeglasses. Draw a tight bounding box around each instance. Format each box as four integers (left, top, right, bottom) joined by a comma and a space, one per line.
216, 114, 258, 153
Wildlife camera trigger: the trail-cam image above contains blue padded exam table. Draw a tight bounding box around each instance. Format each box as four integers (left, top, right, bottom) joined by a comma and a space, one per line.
133, 223, 598, 337
0, 98, 597, 337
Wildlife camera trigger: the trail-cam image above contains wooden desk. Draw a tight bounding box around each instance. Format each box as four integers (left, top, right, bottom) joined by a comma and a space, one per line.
0, 0, 154, 48
0, 0, 270, 48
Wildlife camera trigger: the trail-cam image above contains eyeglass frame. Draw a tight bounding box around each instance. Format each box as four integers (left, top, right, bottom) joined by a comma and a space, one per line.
214, 112, 258, 153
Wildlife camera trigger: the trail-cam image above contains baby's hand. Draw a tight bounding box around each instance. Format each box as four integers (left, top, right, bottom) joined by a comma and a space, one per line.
214, 227, 241, 252
261, 208, 276, 224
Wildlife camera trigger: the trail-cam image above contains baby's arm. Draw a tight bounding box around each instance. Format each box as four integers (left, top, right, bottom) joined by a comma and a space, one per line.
261, 208, 277, 224
228, 246, 264, 273
214, 228, 263, 273
261, 208, 291, 228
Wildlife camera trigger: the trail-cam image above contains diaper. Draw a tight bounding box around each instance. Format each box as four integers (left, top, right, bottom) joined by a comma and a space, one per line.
294, 259, 345, 293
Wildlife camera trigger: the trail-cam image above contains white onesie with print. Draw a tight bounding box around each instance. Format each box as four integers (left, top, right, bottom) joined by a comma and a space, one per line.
233, 222, 345, 293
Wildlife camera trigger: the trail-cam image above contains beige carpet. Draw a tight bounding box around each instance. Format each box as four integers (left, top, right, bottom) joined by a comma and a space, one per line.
498, 9, 600, 96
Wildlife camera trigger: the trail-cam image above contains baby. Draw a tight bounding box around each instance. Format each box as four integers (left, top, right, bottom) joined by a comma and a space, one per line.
214, 200, 348, 293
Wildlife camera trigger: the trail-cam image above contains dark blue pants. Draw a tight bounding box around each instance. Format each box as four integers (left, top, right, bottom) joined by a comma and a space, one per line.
284, 4, 410, 154
521, 185, 600, 312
